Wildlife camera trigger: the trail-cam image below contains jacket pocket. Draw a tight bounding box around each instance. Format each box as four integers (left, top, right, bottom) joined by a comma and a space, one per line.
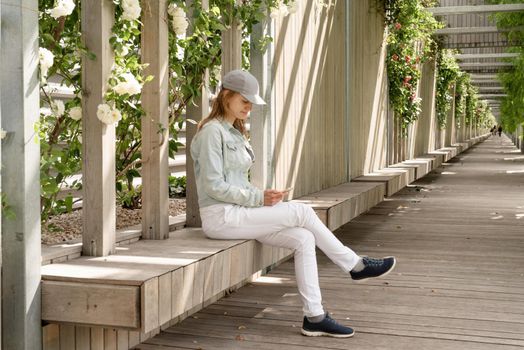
224, 142, 243, 170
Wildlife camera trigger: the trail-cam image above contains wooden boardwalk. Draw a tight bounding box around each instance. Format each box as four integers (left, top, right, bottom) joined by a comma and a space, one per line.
135, 135, 524, 350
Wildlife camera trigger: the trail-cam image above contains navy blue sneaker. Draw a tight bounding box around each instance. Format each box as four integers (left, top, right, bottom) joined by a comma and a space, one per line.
350, 256, 396, 282
301, 313, 355, 338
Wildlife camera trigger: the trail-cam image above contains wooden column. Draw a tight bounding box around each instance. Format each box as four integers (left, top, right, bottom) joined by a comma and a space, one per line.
141, 0, 169, 239
0, 2, 3, 344
82, 0, 116, 256
221, 0, 242, 74
0, 0, 42, 348
445, 84, 456, 146
185, 0, 210, 227
414, 59, 437, 157
250, 17, 274, 190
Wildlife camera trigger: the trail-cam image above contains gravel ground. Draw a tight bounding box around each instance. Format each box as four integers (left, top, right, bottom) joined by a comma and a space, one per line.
42, 198, 186, 245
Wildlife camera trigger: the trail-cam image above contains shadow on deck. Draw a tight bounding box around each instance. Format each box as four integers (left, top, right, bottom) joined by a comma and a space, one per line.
135, 135, 524, 350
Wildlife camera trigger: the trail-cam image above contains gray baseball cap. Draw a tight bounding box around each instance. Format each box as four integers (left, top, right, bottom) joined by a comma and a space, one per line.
222, 70, 266, 105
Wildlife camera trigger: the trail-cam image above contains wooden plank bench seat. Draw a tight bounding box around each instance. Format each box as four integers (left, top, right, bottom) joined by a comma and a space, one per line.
42, 228, 292, 333
40, 181, 389, 335
41, 137, 492, 346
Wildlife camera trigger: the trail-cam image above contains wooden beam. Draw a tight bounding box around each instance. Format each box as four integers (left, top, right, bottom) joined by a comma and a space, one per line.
185, 0, 210, 227
455, 53, 519, 60
0, 0, 42, 348
436, 26, 506, 35
0, 2, 3, 345
221, 0, 242, 73
428, 4, 524, 15
250, 16, 273, 191
82, 0, 116, 256
141, 0, 169, 239
470, 74, 499, 79
478, 94, 507, 99
443, 41, 514, 49
42, 281, 140, 328
458, 62, 514, 68
477, 86, 504, 91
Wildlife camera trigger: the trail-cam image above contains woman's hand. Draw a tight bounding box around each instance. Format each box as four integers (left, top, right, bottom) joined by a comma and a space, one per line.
263, 189, 290, 206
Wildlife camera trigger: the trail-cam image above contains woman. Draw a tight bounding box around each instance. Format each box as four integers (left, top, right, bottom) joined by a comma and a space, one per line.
190, 69, 396, 338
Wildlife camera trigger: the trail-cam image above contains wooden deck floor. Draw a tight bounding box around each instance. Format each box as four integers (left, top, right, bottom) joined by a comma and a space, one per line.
135, 136, 524, 350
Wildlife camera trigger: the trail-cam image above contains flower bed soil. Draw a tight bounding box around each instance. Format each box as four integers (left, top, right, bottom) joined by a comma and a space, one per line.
42, 198, 186, 245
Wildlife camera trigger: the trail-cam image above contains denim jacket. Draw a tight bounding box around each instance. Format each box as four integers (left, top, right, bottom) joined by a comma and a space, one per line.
190, 119, 264, 208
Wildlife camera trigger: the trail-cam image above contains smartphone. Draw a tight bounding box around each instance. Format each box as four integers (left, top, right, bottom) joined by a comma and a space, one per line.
282, 187, 294, 193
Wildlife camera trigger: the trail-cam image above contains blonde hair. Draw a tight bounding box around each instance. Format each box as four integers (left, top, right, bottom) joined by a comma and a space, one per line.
197, 88, 247, 136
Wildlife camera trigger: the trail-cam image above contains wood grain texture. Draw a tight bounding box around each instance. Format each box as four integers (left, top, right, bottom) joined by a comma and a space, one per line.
140, 0, 169, 239
139, 136, 524, 350
81, 0, 116, 256
42, 281, 140, 328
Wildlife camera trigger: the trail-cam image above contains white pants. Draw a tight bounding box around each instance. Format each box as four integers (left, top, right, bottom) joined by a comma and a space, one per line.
200, 201, 360, 317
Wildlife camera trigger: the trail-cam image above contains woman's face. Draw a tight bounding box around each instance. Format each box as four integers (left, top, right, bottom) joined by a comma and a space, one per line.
225, 92, 253, 122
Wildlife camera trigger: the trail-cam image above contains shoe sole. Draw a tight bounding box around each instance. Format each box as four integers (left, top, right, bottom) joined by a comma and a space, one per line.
301, 329, 355, 338
353, 256, 397, 283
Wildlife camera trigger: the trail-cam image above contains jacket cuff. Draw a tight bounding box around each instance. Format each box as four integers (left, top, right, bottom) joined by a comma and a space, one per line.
255, 189, 264, 207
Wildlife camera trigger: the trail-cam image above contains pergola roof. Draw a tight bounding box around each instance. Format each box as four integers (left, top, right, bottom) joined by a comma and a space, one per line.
431, 0, 521, 114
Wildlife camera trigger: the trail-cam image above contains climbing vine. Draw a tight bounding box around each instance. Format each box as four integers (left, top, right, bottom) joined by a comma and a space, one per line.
381, 0, 442, 133
37, 0, 296, 221
454, 72, 469, 129
435, 49, 460, 129
486, 0, 524, 132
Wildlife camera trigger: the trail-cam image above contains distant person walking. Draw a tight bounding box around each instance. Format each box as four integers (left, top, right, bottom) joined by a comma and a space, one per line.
498, 125, 503, 137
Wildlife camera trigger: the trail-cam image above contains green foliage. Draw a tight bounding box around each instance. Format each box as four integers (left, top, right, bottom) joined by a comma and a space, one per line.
435, 49, 460, 129
499, 50, 524, 132
454, 72, 469, 129
465, 83, 479, 127
38, 0, 289, 220
169, 175, 187, 198
381, 0, 443, 133
1, 193, 16, 220
485, 0, 524, 132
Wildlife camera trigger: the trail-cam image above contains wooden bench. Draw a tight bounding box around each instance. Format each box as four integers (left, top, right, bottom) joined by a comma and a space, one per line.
41, 136, 491, 348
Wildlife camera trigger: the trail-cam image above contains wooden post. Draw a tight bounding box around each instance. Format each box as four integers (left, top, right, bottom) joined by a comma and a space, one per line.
446, 84, 456, 146
82, 0, 116, 256
414, 59, 437, 157
141, 0, 169, 239
221, 0, 242, 74
250, 17, 274, 190
185, 0, 210, 227
0, 0, 42, 348
0, 2, 3, 344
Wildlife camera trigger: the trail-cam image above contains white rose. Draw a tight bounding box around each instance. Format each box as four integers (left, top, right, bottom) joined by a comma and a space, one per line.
270, 4, 289, 19
279, 4, 289, 17
167, 3, 178, 17
122, 0, 141, 21
110, 108, 123, 124
97, 104, 112, 124
51, 100, 65, 117
120, 45, 129, 56
287, 1, 298, 14
113, 72, 142, 96
69, 106, 82, 121
170, 7, 189, 35
49, 0, 76, 19
40, 107, 52, 117
39, 47, 55, 82
97, 104, 122, 125
0, 128, 6, 140
172, 16, 189, 35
